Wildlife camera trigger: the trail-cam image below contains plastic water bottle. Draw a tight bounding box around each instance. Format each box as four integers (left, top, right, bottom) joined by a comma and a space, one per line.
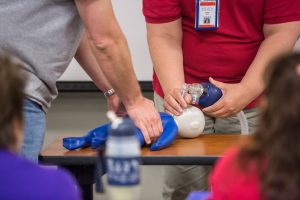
105, 111, 141, 200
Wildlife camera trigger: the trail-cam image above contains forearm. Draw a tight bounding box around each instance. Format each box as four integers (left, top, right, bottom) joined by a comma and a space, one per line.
89, 35, 142, 105
75, 31, 112, 92
147, 20, 184, 94
75, 0, 142, 107
241, 22, 300, 100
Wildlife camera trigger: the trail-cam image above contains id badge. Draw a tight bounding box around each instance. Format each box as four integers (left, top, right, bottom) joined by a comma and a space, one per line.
195, 0, 220, 30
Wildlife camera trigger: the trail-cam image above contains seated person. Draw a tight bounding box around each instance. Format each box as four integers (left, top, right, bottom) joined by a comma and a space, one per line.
0, 55, 81, 200
208, 53, 300, 200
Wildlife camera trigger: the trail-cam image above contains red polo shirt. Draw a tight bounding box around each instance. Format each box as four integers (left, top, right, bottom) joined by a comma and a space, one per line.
143, 0, 300, 108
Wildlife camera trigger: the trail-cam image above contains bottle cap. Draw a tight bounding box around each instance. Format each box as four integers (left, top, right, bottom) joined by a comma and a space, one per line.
107, 111, 136, 137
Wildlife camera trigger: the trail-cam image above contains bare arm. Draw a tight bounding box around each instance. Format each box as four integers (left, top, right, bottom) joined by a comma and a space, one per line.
75, 31, 126, 115
147, 19, 191, 115
203, 21, 300, 117
75, 0, 163, 143
75, 0, 141, 105
75, 31, 112, 92
242, 21, 300, 97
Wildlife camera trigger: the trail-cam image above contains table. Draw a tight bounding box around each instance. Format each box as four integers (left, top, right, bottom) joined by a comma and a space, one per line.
39, 134, 247, 200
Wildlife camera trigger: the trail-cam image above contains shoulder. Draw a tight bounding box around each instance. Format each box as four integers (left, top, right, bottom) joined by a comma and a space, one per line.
264, 0, 300, 24
40, 167, 82, 200
28, 162, 82, 200
0, 153, 81, 200
210, 147, 240, 180
143, 0, 182, 24
209, 147, 261, 200
21, 160, 81, 200
209, 147, 241, 190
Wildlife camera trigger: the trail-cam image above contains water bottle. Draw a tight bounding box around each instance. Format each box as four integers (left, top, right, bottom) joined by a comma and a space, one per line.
105, 111, 141, 200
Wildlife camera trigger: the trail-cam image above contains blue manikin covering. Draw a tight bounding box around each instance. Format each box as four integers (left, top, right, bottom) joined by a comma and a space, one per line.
63, 112, 178, 151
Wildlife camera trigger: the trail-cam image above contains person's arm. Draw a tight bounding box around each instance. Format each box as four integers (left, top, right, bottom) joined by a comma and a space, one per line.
75, 31, 126, 116
203, 21, 300, 118
146, 19, 191, 116
75, 0, 162, 143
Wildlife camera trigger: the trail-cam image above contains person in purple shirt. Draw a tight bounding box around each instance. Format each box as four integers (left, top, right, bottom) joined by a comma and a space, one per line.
0, 55, 81, 200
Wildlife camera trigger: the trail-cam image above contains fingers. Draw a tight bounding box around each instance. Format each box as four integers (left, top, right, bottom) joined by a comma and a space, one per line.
143, 111, 162, 142
126, 98, 163, 144
150, 121, 161, 142
174, 90, 188, 108
107, 95, 127, 116
202, 96, 234, 118
164, 99, 182, 115
209, 77, 225, 89
202, 95, 239, 118
135, 118, 153, 145
116, 110, 127, 117
155, 110, 163, 133
143, 121, 162, 144
165, 109, 174, 116
202, 97, 225, 114
138, 123, 151, 144
206, 108, 238, 118
164, 88, 189, 116
184, 93, 192, 105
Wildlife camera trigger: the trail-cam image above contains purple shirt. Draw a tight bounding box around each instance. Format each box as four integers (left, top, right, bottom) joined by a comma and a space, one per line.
0, 150, 81, 200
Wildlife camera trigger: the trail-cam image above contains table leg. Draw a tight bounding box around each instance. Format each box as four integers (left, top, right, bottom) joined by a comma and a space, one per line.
62, 165, 95, 200
80, 183, 93, 200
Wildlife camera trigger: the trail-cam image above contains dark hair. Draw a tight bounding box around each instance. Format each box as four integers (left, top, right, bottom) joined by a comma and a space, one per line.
239, 53, 300, 200
0, 55, 25, 149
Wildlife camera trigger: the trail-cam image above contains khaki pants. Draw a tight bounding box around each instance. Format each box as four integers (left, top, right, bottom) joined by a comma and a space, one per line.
154, 93, 260, 200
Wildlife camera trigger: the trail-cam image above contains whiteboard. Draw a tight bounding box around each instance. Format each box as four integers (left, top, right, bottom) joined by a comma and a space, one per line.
59, 0, 300, 82
59, 0, 153, 81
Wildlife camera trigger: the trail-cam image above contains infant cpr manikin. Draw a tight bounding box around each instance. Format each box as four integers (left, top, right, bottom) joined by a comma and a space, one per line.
174, 106, 205, 138
63, 106, 205, 151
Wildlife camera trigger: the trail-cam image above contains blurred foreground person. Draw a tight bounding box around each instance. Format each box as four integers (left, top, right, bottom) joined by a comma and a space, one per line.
209, 53, 300, 200
0, 56, 81, 200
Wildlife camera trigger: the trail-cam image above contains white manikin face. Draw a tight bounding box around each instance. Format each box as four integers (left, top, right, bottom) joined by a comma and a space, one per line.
173, 106, 205, 138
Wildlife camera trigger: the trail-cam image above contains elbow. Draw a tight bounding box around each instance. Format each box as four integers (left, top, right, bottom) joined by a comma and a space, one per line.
89, 36, 118, 54
87, 31, 125, 55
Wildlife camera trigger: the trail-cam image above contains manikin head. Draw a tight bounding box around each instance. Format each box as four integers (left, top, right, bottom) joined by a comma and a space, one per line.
173, 106, 205, 138
0, 55, 25, 152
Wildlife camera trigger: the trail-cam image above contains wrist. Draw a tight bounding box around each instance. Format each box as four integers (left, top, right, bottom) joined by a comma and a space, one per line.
103, 88, 115, 98
123, 93, 144, 109
239, 81, 262, 100
163, 83, 185, 95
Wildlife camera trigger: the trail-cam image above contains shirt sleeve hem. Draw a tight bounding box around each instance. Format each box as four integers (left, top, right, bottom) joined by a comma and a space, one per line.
264, 14, 300, 24
145, 15, 181, 24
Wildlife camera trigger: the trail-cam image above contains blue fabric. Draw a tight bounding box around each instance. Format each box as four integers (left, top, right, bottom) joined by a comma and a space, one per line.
0, 150, 81, 200
149, 112, 178, 150
20, 98, 46, 162
63, 112, 178, 151
186, 191, 211, 200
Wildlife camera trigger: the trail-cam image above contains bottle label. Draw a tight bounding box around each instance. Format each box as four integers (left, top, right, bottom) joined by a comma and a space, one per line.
106, 156, 141, 186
